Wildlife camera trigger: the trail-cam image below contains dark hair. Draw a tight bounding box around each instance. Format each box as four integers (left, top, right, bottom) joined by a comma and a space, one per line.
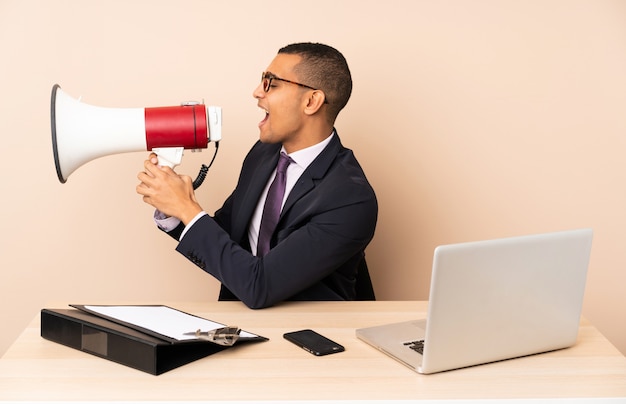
278, 42, 352, 123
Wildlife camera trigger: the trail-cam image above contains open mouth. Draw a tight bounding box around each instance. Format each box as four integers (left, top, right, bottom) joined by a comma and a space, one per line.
258, 107, 269, 127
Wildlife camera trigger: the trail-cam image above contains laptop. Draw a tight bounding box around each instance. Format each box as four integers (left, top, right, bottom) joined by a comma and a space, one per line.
356, 228, 593, 374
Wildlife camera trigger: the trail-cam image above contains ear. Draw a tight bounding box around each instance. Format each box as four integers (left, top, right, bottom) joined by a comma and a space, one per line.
303, 90, 326, 116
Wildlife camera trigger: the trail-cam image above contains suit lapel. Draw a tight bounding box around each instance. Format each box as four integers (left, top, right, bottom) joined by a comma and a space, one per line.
281, 133, 342, 216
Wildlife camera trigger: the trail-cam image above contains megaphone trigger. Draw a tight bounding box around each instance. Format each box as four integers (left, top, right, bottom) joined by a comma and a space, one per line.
152, 147, 184, 168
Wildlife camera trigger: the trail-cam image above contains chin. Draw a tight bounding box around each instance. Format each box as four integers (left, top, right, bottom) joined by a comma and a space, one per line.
259, 133, 280, 144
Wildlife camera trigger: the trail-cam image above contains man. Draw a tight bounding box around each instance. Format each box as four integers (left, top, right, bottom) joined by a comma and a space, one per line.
137, 42, 377, 309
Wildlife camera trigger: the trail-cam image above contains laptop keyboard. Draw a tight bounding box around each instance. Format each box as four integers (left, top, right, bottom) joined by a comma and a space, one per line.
404, 339, 425, 355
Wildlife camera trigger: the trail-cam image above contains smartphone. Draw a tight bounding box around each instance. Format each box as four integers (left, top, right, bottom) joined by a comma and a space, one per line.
283, 329, 345, 356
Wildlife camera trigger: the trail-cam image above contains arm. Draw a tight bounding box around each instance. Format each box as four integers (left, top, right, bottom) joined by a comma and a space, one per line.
138, 141, 378, 309
176, 173, 378, 309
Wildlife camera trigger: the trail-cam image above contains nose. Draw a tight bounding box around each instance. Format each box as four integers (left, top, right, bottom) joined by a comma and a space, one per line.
253, 82, 265, 99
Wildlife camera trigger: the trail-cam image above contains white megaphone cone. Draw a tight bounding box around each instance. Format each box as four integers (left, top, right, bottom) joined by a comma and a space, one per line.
50, 84, 222, 186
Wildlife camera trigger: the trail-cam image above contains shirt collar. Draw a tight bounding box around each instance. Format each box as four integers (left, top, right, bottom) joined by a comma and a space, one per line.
281, 131, 335, 170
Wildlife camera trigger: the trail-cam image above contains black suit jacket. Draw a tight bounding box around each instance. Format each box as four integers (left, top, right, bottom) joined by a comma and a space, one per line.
171, 132, 378, 308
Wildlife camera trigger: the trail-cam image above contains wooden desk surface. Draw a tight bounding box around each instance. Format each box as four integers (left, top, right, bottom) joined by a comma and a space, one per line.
1, 301, 625, 402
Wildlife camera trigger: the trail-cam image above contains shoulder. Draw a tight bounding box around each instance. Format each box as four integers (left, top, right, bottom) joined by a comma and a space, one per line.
317, 134, 377, 202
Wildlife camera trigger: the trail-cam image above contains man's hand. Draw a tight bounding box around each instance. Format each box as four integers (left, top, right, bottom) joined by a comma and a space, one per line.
136, 153, 203, 225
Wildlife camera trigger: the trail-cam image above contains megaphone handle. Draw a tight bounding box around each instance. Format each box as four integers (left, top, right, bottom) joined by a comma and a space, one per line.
153, 147, 184, 168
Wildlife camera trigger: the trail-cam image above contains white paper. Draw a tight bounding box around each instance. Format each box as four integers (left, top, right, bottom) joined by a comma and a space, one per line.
83, 305, 257, 341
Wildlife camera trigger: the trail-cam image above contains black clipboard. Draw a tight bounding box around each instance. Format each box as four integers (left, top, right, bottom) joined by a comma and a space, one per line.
41, 305, 267, 375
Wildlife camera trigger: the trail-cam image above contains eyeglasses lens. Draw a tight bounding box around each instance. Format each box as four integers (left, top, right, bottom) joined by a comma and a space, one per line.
261, 73, 272, 93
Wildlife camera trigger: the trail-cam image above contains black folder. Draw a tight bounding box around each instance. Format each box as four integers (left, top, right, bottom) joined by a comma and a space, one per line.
40, 306, 267, 375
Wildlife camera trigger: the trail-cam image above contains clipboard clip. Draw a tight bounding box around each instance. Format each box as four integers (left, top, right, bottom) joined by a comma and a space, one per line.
184, 326, 241, 346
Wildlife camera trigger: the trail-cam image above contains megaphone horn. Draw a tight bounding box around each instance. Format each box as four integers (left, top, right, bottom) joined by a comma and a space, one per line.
50, 84, 222, 185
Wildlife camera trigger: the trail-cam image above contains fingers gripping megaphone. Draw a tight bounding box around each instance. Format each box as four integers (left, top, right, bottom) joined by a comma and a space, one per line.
50, 84, 222, 188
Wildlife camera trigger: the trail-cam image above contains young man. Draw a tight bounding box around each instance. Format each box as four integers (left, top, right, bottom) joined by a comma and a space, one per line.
137, 42, 377, 309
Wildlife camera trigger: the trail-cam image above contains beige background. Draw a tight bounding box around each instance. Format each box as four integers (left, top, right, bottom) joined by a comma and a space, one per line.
1, 0, 625, 357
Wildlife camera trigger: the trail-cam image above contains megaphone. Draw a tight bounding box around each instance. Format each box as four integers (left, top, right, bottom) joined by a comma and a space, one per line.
50, 84, 222, 187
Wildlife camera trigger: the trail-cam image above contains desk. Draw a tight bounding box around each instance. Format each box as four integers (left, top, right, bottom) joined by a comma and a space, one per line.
1, 301, 625, 402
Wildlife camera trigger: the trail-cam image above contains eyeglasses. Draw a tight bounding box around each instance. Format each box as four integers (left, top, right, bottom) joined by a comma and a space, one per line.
261, 72, 329, 103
